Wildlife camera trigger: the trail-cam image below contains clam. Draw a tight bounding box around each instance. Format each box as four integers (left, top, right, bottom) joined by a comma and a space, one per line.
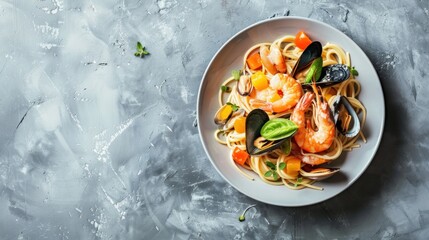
330, 95, 360, 137
214, 104, 234, 125
245, 109, 295, 156
300, 166, 340, 181
237, 75, 253, 96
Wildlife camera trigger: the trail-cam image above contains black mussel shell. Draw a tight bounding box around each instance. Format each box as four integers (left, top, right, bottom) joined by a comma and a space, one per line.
291, 41, 323, 78
245, 109, 288, 156
330, 95, 360, 137
302, 64, 351, 89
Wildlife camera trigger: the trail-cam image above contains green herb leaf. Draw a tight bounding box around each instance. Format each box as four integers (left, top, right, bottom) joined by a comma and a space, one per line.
278, 162, 286, 170
238, 204, 256, 222
232, 70, 242, 80
137, 41, 143, 51
294, 177, 303, 187
351, 66, 359, 76
265, 161, 276, 170
260, 118, 298, 141
305, 57, 323, 83
272, 172, 279, 181
264, 170, 273, 177
226, 102, 239, 111
220, 85, 231, 92
135, 41, 150, 58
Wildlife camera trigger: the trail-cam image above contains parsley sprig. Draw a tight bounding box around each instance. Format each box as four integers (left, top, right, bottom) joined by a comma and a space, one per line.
264, 161, 286, 181
294, 177, 303, 187
226, 102, 239, 111
348, 66, 359, 77
238, 204, 256, 222
221, 85, 231, 92
134, 42, 150, 58
231, 69, 242, 80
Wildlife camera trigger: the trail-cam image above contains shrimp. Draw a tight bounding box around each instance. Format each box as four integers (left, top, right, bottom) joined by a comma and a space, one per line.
290, 142, 328, 166
290, 86, 336, 153
249, 74, 303, 113
260, 45, 287, 75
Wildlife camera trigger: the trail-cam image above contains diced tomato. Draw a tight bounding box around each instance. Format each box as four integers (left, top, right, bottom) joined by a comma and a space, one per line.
246, 52, 262, 70
232, 147, 249, 166
251, 71, 269, 90
285, 156, 301, 177
295, 31, 312, 50
233, 116, 246, 134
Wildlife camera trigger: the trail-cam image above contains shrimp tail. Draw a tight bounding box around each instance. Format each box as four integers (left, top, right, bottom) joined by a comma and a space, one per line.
249, 99, 273, 112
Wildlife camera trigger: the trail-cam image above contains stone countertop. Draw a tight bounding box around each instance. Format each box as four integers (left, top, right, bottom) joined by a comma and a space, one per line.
0, 0, 428, 239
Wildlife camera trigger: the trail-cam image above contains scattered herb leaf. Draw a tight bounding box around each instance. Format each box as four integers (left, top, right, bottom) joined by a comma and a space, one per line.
278, 162, 286, 171
348, 66, 359, 77
238, 204, 256, 222
226, 102, 239, 111
272, 172, 279, 181
265, 161, 276, 170
134, 41, 150, 58
294, 177, 303, 187
232, 70, 242, 80
264, 170, 273, 177
221, 85, 231, 92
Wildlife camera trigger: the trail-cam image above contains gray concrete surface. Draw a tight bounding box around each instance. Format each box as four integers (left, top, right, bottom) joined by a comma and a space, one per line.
0, 0, 428, 239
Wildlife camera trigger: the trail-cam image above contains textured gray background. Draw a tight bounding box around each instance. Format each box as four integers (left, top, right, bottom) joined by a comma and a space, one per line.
0, 0, 428, 239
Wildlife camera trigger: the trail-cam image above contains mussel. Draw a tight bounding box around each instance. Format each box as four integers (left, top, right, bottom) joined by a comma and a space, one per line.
300, 166, 340, 180
301, 64, 351, 89
245, 109, 294, 155
291, 41, 351, 88
214, 103, 245, 129
214, 103, 234, 126
222, 109, 245, 131
291, 41, 323, 78
330, 95, 360, 138
237, 75, 253, 96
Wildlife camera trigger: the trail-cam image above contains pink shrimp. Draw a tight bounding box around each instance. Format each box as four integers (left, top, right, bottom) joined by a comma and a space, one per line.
249, 74, 303, 113
290, 87, 336, 153
260, 45, 286, 75
290, 142, 328, 166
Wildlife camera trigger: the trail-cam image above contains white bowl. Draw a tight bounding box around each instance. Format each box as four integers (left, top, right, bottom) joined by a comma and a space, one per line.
197, 17, 385, 207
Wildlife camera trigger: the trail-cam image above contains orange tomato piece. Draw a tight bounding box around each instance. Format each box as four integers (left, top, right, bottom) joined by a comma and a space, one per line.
251, 71, 269, 90
286, 156, 301, 177
295, 31, 312, 50
246, 52, 262, 70
232, 147, 249, 166
233, 116, 246, 133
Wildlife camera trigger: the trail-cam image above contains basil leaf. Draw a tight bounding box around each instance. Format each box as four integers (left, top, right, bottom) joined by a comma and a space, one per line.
278, 162, 286, 170
260, 118, 298, 141
305, 57, 323, 83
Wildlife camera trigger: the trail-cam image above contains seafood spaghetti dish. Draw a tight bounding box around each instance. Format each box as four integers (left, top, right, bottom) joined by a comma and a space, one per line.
213, 31, 366, 190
